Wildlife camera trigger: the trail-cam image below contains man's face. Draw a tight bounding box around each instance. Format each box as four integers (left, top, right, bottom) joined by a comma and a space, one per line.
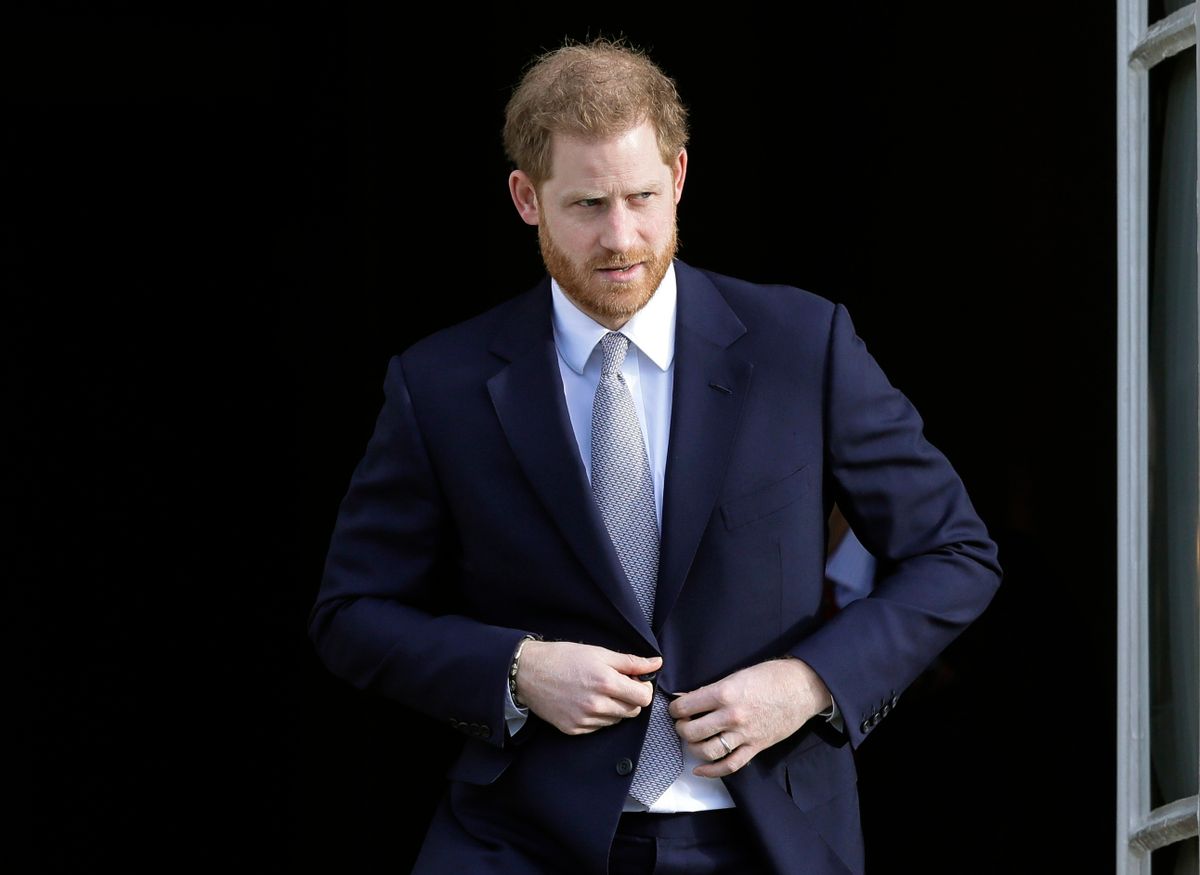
510, 121, 687, 329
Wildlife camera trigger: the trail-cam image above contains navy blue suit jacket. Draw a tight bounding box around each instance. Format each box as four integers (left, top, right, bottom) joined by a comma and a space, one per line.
309, 259, 1002, 874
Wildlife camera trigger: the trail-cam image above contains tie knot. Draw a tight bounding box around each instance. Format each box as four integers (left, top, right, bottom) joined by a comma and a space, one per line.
599, 332, 630, 376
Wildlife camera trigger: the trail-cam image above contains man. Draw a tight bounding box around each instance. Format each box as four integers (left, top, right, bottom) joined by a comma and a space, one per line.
309, 38, 1001, 875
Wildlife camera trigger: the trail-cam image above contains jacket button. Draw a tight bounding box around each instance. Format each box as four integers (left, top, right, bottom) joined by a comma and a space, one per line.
616, 758, 634, 776
637, 671, 658, 682
860, 719, 870, 734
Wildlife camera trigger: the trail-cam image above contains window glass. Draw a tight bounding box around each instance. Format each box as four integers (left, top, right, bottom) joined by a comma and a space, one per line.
1147, 44, 1199, 807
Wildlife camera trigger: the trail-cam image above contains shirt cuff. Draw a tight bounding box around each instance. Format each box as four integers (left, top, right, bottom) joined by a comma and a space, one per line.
504, 681, 529, 736
505, 634, 539, 737
820, 698, 845, 734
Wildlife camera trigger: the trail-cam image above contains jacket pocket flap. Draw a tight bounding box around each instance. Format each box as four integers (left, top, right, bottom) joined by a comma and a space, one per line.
783, 738, 855, 811
721, 466, 810, 530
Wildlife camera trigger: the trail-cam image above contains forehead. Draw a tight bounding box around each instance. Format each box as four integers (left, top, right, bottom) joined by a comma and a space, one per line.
546, 121, 669, 187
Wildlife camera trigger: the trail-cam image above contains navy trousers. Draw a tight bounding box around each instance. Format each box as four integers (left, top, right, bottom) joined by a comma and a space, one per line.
608, 809, 771, 875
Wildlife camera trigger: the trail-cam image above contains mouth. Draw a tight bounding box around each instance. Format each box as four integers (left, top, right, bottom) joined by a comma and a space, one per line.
596, 262, 643, 281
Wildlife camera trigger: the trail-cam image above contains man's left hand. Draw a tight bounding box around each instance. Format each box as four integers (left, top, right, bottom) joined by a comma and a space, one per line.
668, 657, 832, 778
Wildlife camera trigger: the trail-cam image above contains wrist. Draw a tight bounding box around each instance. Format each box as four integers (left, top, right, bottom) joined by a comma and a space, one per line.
775, 654, 833, 715
508, 634, 541, 708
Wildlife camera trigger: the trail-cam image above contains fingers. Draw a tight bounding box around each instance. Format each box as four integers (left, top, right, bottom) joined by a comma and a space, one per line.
681, 728, 735, 761
671, 660, 814, 778
716, 731, 737, 758
669, 680, 732, 752
672, 708, 725, 744
667, 676, 754, 776
577, 650, 658, 723
604, 651, 660, 708
678, 729, 752, 778
610, 651, 663, 678
681, 713, 738, 759
600, 671, 654, 708
520, 642, 660, 735
573, 662, 654, 719
555, 687, 646, 735
668, 683, 721, 721
679, 728, 750, 779
671, 688, 737, 763
577, 700, 642, 728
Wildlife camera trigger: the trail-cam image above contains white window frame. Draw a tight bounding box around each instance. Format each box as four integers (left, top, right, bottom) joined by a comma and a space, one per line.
1117, 2, 1200, 871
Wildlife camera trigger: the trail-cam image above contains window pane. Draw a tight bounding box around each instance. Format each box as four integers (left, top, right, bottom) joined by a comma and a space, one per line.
1148, 44, 1199, 807
1152, 836, 1198, 874
1149, 0, 1194, 23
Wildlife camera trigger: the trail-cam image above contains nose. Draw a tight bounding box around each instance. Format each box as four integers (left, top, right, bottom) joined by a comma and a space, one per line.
598, 202, 638, 255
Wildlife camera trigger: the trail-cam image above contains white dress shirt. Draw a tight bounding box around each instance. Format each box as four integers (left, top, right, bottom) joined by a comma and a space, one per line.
825, 527, 876, 609
505, 262, 736, 812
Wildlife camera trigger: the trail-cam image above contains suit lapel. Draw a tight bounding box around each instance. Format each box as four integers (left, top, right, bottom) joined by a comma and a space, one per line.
655, 262, 752, 631
486, 282, 655, 646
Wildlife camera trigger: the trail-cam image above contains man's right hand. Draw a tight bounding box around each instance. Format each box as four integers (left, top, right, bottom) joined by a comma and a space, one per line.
515, 641, 660, 735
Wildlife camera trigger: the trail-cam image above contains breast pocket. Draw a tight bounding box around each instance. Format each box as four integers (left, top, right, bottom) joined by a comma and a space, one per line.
720, 466, 812, 531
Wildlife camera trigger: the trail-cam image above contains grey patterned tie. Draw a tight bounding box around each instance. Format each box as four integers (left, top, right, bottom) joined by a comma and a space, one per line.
590, 331, 682, 806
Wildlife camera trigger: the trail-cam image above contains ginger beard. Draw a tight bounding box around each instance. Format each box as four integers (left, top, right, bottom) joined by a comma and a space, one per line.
538, 213, 679, 326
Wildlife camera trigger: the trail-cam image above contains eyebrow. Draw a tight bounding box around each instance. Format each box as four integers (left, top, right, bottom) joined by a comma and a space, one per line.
561, 183, 665, 202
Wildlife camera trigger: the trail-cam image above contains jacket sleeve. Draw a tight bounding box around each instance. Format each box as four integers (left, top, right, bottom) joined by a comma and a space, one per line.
308, 355, 530, 748
788, 303, 1002, 748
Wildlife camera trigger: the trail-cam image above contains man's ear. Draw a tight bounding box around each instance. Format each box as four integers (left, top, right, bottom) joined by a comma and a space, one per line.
509, 170, 541, 226
671, 148, 688, 205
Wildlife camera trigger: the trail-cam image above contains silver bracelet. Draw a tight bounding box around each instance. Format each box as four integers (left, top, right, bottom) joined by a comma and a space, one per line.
508, 634, 538, 708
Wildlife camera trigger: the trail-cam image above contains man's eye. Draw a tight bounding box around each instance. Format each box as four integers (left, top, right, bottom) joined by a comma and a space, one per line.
634, 192, 653, 199
577, 198, 601, 207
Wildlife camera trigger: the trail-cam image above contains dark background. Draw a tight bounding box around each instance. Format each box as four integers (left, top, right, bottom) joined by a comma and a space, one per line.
10, 7, 1115, 873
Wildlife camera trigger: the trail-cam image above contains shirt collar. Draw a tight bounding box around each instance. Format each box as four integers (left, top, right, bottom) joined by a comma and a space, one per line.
551, 260, 677, 376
